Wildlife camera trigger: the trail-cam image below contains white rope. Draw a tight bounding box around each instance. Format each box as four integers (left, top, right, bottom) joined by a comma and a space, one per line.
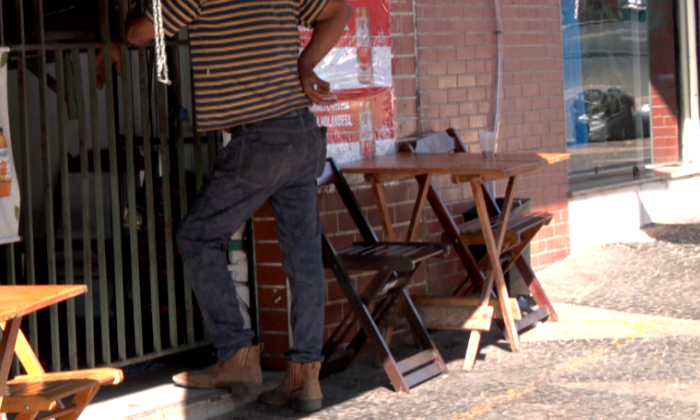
152, 0, 171, 85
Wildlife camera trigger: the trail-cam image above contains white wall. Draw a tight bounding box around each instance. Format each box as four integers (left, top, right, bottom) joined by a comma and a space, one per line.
569, 174, 700, 251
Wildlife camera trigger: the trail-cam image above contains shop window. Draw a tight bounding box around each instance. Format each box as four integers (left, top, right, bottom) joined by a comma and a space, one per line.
561, 0, 653, 191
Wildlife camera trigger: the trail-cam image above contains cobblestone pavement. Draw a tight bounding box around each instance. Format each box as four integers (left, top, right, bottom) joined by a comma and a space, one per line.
224, 215, 700, 420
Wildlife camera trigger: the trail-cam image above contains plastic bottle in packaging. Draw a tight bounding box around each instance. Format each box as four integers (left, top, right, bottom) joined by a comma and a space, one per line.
356, 7, 373, 85
359, 101, 375, 158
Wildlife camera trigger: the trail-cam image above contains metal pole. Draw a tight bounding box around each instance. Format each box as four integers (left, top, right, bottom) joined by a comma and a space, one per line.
677, 0, 700, 163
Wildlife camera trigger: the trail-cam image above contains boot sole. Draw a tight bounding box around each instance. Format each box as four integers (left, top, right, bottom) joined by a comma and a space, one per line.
173, 377, 262, 391
257, 395, 287, 407
258, 396, 322, 412
292, 398, 323, 413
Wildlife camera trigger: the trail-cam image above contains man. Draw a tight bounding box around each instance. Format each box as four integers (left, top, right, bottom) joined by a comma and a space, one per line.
101, 0, 353, 413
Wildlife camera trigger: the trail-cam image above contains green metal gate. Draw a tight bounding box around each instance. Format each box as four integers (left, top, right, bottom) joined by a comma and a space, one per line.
0, 0, 258, 373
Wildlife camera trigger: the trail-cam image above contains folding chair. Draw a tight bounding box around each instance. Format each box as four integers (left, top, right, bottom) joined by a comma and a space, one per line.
318, 159, 449, 393
10, 329, 124, 386
1, 326, 123, 420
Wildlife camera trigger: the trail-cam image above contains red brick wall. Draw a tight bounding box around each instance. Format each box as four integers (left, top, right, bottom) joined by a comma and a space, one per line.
256, 0, 571, 368
496, 0, 570, 268
253, 202, 290, 370
648, 0, 680, 163
414, 0, 570, 284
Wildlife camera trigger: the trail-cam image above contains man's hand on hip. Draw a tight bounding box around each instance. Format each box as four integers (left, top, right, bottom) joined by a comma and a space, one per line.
298, 0, 353, 104
298, 61, 338, 105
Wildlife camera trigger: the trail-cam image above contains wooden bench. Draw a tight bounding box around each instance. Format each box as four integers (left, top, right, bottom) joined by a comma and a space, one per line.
2, 378, 99, 420
1, 326, 123, 419
11, 329, 124, 387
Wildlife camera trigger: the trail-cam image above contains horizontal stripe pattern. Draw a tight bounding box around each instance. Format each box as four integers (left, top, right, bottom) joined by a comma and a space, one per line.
150, 0, 329, 131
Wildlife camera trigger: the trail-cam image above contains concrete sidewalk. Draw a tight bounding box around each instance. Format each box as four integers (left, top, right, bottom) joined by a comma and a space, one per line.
83, 214, 700, 420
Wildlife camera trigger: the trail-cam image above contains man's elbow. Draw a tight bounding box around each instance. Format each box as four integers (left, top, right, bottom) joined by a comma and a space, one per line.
338, 0, 353, 23
126, 16, 156, 46
319, 0, 353, 24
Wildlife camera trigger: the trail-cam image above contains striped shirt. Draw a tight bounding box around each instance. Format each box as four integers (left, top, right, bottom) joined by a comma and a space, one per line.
147, 0, 329, 131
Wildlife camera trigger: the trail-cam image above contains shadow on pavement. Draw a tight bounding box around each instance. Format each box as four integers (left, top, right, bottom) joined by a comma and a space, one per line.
642, 223, 700, 245
88, 329, 510, 419
90, 346, 218, 405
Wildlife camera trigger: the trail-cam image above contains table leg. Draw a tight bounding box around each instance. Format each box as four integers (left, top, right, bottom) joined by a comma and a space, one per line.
371, 174, 432, 243
462, 268, 494, 371
406, 174, 431, 241
370, 177, 397, 242
468, 178, 520, 355
478, 181, 559, 328
0, 319, 22, 391
12, 329, 44, 376
57, 383, 101, 420
426, 181, 485, 287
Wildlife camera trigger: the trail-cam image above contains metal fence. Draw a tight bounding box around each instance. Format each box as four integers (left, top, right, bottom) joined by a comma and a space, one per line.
0, 0, 257, 373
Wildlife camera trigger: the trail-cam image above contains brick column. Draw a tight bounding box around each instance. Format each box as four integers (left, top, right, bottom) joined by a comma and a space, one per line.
648, 0, 680, 163
253, 202, 291, 370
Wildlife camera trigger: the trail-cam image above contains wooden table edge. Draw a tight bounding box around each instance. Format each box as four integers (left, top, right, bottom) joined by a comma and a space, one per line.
0, 285, 88, 318
538, 153, 570, 164
0, 310, 20, 324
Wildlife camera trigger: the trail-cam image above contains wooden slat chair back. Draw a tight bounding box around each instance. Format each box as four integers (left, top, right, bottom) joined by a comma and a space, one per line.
318, 159, 449, 393
410, 129, 467, 154
1, 326, 123, 419
406, 129, 558, 332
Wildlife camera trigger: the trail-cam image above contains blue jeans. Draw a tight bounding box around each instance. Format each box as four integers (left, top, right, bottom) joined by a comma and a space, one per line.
176, 108, 327, 363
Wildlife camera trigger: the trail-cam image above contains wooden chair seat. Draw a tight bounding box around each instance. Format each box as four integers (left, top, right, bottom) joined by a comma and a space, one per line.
450, 211, 554, 247
338, 242, 448, 272
12, 368, 124, 387
2, 378, 98, 413
2, 328, 123, 419
11, 328, 124, 387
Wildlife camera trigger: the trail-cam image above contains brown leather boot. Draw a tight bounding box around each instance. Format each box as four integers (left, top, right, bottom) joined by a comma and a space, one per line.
172, 344, 263, 389
258, 361, 323, 412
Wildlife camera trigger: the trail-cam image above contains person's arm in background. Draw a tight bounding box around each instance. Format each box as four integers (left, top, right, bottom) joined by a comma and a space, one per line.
125, 15, 156, 46
298, 0, 353, 105
96, 0, 201, 88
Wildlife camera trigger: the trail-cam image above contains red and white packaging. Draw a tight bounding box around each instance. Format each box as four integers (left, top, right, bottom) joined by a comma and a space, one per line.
301, 0, 395, 162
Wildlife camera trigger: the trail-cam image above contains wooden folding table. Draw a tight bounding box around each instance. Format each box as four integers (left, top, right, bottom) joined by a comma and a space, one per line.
341, 152, 568, 367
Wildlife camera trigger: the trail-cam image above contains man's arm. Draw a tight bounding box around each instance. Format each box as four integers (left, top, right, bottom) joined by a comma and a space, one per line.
298, 0, 353, 105
96, 0, 201, 88
126, 16, 156, 46
299, 0, 353, 72
127, 0, 201, 44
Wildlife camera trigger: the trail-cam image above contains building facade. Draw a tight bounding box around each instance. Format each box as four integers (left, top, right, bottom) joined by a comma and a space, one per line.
0, 0, 695, 371
254, 0, 692, 368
